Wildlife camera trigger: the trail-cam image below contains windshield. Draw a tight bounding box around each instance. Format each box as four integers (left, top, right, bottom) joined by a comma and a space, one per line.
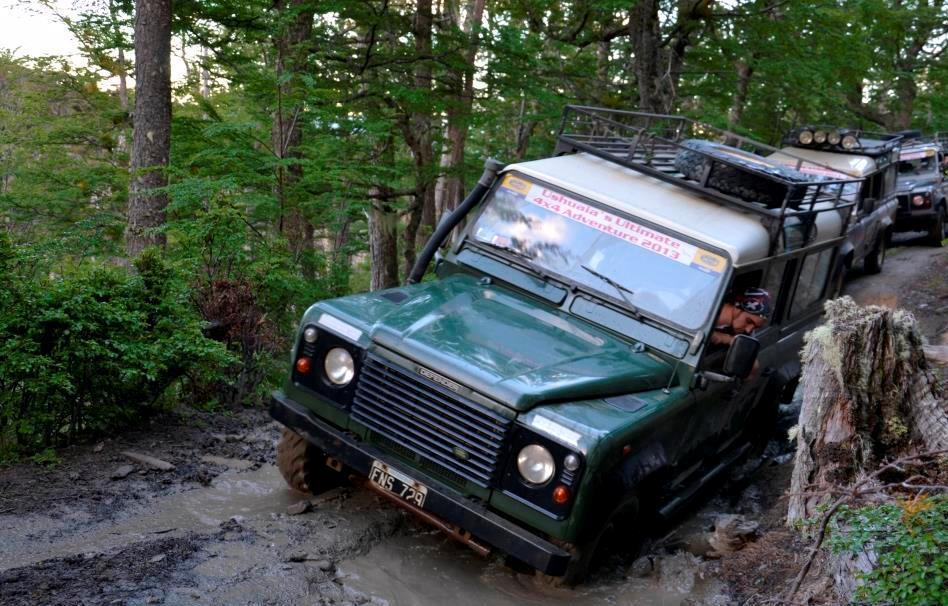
898, 150, 938, 177
467, 173, 729, 330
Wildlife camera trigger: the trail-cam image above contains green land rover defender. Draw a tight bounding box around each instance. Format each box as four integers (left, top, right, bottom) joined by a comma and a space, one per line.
270, 106, 866, 582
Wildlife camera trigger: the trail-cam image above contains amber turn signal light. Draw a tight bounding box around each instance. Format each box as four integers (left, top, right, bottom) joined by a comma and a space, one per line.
552, 485, 571, 505
295, 356, 312, 374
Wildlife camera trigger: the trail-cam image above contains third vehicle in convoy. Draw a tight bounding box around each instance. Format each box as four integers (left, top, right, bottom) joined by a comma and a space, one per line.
892, 133, 947, 246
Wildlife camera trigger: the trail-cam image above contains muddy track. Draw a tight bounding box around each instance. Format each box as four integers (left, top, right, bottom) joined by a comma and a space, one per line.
2, 242, 944, 606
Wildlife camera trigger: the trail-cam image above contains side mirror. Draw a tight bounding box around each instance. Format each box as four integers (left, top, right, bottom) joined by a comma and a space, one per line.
724, 334, 760, 379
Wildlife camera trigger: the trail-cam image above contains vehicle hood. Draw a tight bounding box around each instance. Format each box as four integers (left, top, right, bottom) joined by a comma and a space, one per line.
313, 274, 674, 411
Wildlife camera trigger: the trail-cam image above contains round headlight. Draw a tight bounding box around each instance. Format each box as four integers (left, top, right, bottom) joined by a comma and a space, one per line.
324, 348, 355, 385
814, 130, 828, 144
827, 130, 841, 145
303, 327, 318, 343
841, 134, 859, 150
912, 194, 927, 207
517, 444, 555, 486
798, 130, 814, 145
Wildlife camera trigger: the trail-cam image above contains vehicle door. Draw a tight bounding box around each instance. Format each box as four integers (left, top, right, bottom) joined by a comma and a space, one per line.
691, 261, 790, 458
864, 166, 897, 252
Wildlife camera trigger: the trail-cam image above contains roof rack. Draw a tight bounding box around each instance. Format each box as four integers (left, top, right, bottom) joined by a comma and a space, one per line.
553, 106, 860, 255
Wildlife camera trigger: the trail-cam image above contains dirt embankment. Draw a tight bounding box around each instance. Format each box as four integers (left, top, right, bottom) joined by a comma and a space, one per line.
1, 243, 945, 606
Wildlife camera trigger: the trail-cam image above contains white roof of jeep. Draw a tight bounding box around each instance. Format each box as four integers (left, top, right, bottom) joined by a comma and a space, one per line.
768, 147, 876, 178
506, 153, 771, 264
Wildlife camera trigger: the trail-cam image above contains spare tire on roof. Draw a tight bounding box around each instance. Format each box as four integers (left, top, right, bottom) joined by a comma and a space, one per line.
674, 139, 828, 208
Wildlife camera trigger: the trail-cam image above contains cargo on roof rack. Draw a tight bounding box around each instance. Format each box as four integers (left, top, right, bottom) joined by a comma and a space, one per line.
552, 105, 861, 253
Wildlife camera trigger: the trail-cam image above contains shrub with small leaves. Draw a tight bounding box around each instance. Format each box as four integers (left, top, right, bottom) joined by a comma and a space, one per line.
0, 244, 232, 460
829, 496, 948, 605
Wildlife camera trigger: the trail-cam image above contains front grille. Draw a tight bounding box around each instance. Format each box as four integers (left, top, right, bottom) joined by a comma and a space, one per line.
352, 354, 511, 488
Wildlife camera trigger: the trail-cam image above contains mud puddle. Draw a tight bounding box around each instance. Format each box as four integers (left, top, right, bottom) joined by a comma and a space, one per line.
0, 464, 297, 571
336, 532, 729, 606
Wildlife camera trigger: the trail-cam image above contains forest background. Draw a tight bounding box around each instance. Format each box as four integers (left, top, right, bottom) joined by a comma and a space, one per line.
1, 0, 947, 461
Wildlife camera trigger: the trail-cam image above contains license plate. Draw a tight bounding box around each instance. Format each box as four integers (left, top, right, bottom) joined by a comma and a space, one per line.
368, 461, 428, 508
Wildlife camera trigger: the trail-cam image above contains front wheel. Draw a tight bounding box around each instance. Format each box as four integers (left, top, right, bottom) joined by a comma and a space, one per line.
276, 428, 346, 495
928, 206, 945, 247
864, 234, 886, 274
536, 493, 642, 586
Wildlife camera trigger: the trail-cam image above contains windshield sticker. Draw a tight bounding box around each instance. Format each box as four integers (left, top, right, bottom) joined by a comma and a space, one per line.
501, 173, 533, 196
504, 177, 726, 274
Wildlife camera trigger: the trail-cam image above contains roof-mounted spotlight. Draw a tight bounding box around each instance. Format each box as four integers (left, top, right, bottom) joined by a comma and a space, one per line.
827, 130, 841, 145
814, 130, 828, 144
841, 133, 860, 150
798, 129, 814, 145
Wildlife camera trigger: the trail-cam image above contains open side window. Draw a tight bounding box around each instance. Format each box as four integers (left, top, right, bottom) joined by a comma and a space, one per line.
699, 268, 766, 369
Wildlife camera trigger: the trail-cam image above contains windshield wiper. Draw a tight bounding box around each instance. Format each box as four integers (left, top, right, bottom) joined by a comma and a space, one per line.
581, 264, 640, 316
472, 240, 553, 280
477, 239, 534, 262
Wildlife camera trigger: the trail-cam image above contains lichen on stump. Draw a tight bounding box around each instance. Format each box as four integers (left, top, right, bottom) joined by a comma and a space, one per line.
787, 297, 948, 526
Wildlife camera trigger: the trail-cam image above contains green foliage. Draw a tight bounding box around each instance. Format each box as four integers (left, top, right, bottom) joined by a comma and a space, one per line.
829, 496, 948, 605
2, 0, 946, 460
0, 240, 232, 459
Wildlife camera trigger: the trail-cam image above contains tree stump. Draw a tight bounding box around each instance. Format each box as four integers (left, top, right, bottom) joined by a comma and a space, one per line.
787, 297, 948, 526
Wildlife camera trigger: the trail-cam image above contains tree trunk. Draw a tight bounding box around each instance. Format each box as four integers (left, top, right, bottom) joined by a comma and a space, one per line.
787, 297, 948, 526
628, 0, 708, 113
513, 96, 538, 161
368, 188, 399, 291
402, 0, 436, 278
272, 0, 314, 275
596, 39, 610, 103
727, 60, 753, 130
126, 0, 172, 258
629, 0, 662, 112
433, 0, 486, 220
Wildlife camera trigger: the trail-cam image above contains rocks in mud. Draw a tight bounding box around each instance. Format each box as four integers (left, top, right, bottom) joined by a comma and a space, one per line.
628, 555, 655, 577
658, 552, 704, 594
121, 451, 175, 471
676, 514, 760, 558
110, 465, 135, 480
287, 500, 313, 515
707, 514, 759, 557
285, 551, 311, 562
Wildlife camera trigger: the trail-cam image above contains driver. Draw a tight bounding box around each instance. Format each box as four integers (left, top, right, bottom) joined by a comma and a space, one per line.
711, 287, 771, 347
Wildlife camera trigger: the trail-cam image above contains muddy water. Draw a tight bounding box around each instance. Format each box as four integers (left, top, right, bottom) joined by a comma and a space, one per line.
337, 532, 729, 606
0, 463, 297, 571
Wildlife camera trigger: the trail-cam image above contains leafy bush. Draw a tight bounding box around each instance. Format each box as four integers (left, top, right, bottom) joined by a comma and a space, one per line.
166, 193, 336, 405
0, 240, 231, 460
829, 495, 948, 605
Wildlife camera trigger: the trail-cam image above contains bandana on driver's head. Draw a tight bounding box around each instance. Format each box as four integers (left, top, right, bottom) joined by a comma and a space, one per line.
735, 288, 772, 318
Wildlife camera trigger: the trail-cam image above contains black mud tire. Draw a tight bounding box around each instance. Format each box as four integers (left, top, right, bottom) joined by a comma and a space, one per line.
535, 494, 642, 587
674, 140, 823, 208
864, 234, 887, 274
928, 205, 946, 247
276, 428, 345, 495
